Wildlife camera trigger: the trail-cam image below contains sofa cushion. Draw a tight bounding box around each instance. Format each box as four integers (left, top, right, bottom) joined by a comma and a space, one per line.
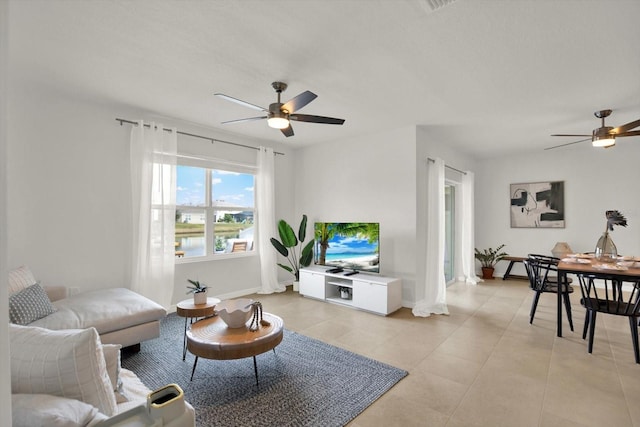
9, 283, 57, 325
10, 324, 118, 417
12, 393, 102, 427
29, 288, 167, 335
102, 343, 128, 403
8, 265, 37, 296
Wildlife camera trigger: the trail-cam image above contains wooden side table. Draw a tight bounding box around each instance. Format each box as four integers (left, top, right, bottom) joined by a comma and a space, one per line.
176, 297, 220, 360
186, 313, 284, 386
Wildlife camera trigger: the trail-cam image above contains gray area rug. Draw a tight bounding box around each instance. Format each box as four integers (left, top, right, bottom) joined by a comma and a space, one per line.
122, 313, 407, 427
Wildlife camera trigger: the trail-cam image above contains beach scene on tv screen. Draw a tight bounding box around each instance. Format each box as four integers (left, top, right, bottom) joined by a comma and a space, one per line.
314, 223, 380, 273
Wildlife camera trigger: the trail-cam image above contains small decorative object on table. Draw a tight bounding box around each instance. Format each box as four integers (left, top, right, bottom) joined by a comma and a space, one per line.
551, 242, 573, 259
595, 210, 627, 262
215, 298, 254, 328
186, 279, 209, 305
249, 301, 271, 332
475, 244, 508, 279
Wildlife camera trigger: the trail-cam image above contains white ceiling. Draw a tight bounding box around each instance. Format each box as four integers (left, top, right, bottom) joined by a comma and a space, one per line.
8, 0, 640, 158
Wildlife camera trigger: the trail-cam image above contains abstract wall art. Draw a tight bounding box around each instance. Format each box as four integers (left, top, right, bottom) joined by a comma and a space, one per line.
510, 181, 565, 228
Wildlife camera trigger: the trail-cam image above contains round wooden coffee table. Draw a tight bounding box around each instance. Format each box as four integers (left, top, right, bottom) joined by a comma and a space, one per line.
176, 297, 221, 360
186, 312, 284, 386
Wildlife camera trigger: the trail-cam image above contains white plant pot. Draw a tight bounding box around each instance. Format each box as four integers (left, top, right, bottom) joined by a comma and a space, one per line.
292, 281, 299, 292
193, 291, 207, 305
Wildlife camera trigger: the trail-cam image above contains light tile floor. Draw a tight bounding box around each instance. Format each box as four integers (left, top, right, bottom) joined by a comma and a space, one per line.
248, 279, 640, 427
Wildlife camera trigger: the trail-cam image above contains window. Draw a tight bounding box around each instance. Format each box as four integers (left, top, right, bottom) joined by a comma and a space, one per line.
175, 160, 255, 260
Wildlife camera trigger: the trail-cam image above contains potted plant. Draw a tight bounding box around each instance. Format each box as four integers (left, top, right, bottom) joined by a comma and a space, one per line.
474, 244, 508, 280
270, 214, 314, 291
186, 279, 209, 304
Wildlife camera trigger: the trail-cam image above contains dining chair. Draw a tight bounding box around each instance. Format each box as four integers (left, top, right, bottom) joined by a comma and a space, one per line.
231, 241, 248, 252
576, 273, 640, 363
523, 254, 574, 331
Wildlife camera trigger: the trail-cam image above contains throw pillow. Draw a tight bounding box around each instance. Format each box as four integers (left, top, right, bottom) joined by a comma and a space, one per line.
102, 343, 128, 403
8, 265, 37, 296
10, 324, 118, 417
9, 283, 57, 325
11, 393, 104, 427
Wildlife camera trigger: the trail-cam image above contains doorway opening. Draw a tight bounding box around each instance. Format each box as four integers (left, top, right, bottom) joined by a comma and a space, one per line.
444, 183, 455, 284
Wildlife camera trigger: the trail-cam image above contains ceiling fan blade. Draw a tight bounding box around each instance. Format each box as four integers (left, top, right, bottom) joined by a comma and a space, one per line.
612, 119, 640, 134
618, 130, 640, 137
544, 138, 591, 150
281, 91, 317, 113
551, 134, 591, 137
290, 114, 345, 125
221, 116, 267, 125
214, 93, 267, 112
280, 124, 294, 137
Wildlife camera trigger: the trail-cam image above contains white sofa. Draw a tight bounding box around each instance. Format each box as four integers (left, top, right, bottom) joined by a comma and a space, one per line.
8, 265, 167, 348
10, 324, 195, 427
7, 266, 195, 426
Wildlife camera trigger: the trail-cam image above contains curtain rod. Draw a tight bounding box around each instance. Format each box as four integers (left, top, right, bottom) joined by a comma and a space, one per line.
427, 157, 467, 175
115, 118, 285, 156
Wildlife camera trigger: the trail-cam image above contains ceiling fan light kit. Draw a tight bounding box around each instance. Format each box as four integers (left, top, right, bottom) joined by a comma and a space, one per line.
267, 114, 289, 129
592, 131, 615, 148
215, 81, 345, 137
548, 109, 640, 150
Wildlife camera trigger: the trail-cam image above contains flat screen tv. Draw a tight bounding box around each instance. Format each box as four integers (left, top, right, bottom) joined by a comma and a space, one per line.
314, 222, 380, 273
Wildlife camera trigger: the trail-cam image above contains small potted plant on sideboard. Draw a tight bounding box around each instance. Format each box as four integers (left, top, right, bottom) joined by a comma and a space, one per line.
474, 244, 508, 280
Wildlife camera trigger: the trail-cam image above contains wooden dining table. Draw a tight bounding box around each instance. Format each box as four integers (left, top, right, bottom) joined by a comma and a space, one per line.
556, 256, 640, 337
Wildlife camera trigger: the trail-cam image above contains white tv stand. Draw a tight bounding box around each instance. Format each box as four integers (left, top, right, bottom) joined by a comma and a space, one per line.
299, 266, 402, 316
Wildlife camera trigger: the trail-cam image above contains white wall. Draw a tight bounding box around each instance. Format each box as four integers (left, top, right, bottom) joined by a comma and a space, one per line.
6, 83, 294, 306
1, 0, 12, 422
475, 142, 640, 277
295, 126, 417, 304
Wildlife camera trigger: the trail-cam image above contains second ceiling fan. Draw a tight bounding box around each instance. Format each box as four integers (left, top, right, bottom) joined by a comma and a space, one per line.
214, 82, 345, 137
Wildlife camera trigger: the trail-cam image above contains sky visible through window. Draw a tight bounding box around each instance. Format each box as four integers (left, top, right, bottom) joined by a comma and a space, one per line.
176, 166, 254, 208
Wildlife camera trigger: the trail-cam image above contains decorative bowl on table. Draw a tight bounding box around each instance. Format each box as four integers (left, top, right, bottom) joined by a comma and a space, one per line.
215, 298, 254, 328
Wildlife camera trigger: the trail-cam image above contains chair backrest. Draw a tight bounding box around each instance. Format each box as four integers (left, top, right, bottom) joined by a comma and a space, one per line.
231, 241, 248, 252
524, 254, 559, 291
577, 273, 640, 317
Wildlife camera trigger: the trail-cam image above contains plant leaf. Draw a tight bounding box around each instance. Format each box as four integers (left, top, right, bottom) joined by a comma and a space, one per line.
298, 214, 308, 243
606, 210, 627, 231
270, 238, 289, 257
277, 263, 293, 273
278, 220, 298, 248
300, 239, 314, 267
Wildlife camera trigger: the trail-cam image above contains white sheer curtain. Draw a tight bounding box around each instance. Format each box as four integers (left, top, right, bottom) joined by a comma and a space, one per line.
256, 147, 285, 294
413, 157, 449, 317
130, 121, 176, 308
459, 171, 481, 284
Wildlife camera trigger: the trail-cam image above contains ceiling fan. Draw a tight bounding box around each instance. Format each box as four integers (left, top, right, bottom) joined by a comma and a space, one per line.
214, 82, 345, 137
546, 109, 640, 150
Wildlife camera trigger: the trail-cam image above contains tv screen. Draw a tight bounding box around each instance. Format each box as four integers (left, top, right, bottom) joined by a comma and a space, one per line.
314, 222, 380, 273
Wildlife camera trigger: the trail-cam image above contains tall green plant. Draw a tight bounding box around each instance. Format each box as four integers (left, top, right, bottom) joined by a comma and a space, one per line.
270, 214, 314, 281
